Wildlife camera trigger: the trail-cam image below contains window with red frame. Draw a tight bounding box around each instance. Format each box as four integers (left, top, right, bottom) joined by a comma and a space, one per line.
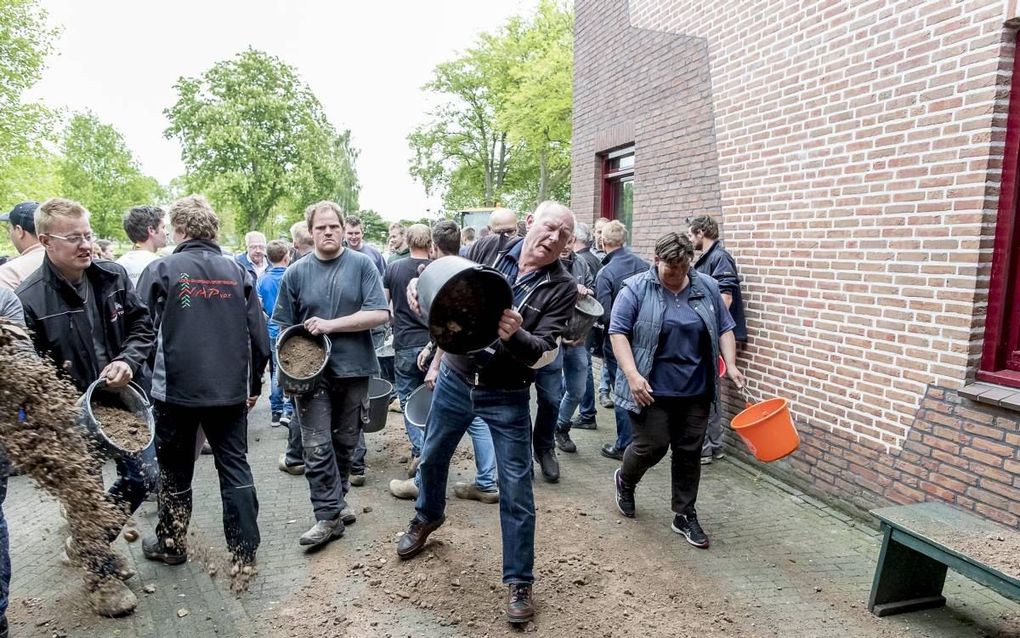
602, 147, 634, 236
980, 41, 1020, 388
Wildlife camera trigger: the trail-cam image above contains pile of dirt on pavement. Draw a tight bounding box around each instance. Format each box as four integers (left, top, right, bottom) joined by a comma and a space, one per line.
0, 321, 123, 583
279, 335, 326, 378
955, 532, 1020, 578
92, 404, 150, 453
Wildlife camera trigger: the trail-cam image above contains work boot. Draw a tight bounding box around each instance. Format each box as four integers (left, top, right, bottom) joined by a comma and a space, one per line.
278, 453, 305, 475
349, 473, 366, 487
571, 416, 597, 430
614, 468, 635, 518
89, 577, 137, 617
407, 455, 420, 478
389, 478, 419, 500
340, 506, 357, 526
598, 393, 614, 409
506, 583, 535, 624
396, 516, 445, 560
299, 517, 344, 548
388, 398, 402, 413
535, 448, 560, 483
599, 443, 624, 461
142, 536, 188, 565
555, 430, 577, 454
453, 482, 499, 504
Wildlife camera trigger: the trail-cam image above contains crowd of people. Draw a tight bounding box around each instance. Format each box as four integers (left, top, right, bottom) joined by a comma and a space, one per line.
0, 194, 748, 630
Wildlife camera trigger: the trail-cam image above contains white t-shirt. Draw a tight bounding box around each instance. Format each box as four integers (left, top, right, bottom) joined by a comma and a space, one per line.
116, 250, 160, 288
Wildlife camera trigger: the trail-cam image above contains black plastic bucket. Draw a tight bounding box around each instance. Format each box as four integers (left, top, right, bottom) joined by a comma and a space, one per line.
76, 380, 154, 458
277, 324, 331, 394
562, 295, 604, 342
417, 256, 513, 355
404, 384, 433, 429
364, 377, 393, 433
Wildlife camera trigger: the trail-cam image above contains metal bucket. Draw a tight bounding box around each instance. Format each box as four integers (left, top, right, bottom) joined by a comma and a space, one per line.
404, 384, 433, 429
364, 377, 393, 433
562, 295, 604, 342
76, 380, 154, 458
277, 324, 331, 394
417, 256, 513, 355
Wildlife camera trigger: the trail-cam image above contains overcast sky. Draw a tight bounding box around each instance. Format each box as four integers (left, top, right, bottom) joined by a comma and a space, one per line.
26, 0, 538, 221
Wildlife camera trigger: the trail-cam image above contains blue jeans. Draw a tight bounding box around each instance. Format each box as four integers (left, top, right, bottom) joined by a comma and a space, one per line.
269, 337, 293, 417
394, 346, 426, 457
579, 355, 597, 421
555, 345, 591, 432
603, 345, 633, 451
0, 456, 9, 618
416, 363, 534, 584
533, 349, 564, 454
412, 416, 497, 492
599, 363, 611, 395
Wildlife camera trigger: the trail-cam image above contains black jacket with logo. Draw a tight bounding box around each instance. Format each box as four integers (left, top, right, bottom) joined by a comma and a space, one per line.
137, 239, 270, 407
17, 256, 155, 393
444, 234, 577, 390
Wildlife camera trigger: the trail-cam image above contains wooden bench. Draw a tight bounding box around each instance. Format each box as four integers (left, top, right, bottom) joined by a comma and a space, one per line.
868, 502, 1020, 617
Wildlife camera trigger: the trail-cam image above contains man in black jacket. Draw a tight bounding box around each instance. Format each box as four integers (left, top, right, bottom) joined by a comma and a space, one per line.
688, 215, 748, 463
17, 198, 156, 617
136, 195, 270, 572
396, 201, 578, 625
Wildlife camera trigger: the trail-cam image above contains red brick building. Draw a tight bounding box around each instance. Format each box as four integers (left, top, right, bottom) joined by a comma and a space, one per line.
572, 0, 1020, 528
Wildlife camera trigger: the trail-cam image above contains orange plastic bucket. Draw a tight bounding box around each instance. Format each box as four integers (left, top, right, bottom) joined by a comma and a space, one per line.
730, 396, 799, 462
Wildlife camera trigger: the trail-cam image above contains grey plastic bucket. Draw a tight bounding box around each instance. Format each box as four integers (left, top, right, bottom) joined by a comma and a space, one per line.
417, 256, 513, 355
277, 324, 331, 394
364, 377, 393, 433
562, 295, 605, 342
76, 380, 154, 458
404, 384, 433, 429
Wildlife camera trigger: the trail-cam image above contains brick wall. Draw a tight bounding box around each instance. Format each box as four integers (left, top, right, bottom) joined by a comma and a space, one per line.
573, 0, 1020, 528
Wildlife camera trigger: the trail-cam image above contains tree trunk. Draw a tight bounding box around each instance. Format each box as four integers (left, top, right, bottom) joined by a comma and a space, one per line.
538, 147, 548, 203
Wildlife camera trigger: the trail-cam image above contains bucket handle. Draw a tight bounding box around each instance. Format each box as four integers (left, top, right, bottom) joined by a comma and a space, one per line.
737, 384, 762, 408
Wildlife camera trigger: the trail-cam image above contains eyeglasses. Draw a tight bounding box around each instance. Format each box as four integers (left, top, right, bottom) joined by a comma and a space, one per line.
47, 232, 95, 246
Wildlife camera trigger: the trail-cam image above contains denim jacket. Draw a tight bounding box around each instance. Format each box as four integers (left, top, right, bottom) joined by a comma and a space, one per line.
611, 267, 724, 414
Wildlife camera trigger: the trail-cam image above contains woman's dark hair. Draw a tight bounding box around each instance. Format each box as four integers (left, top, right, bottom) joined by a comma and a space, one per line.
654, 232, 694, 265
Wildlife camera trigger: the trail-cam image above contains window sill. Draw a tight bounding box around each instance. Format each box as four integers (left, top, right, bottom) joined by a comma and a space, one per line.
958, 382, 1020, 412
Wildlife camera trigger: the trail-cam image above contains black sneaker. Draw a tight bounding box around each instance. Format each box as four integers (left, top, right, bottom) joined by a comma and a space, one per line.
271, 411, 282, 427
671, 511, 710, 548
571, 416, 597, 430
280, 414, 292, 427
142, 536, 188, 565
555, 430, 577, 453
614, 468, 635, 518
599, 443, 624, 461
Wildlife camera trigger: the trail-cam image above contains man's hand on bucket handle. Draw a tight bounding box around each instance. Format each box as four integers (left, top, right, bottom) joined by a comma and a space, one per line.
101, 361, 133, 389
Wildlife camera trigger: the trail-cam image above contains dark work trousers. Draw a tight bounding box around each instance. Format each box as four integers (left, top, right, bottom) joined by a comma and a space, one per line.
154, 401, 260, 562
283, 397, 304, 468
295, 376, 368, 522
619, 396, 711, 515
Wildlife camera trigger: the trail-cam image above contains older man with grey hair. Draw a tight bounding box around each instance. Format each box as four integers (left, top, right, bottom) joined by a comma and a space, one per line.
396, 201, 578, 625
235, 231, 268, 281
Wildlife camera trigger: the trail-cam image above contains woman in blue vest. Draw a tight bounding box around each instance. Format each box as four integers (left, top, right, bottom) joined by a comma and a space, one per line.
608, 232, 745, 548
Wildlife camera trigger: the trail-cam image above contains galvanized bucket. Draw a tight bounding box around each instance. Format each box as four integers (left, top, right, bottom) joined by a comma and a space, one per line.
76, 379, 154, 458
404, 384, 433, 429
562, 295, 604, 342
417, 256, 513, 355
277, 324, 331, 395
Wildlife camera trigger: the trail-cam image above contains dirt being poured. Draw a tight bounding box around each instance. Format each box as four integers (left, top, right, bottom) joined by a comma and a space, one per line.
92, 404, 150, 453
279, 335, 326, 378
0, 320, 125, 590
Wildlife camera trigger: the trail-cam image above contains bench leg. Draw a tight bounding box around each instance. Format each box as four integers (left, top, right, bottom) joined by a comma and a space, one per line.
868, 525, 948, 617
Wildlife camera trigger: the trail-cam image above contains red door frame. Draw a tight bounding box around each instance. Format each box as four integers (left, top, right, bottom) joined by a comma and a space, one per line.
601, 146, 635, 221
979, 38, 1020, 388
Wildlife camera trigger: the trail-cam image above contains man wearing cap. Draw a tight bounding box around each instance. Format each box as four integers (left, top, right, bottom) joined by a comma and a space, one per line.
0, 201, 45, 290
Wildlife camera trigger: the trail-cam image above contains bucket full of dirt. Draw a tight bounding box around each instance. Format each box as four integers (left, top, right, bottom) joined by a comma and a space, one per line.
364, 378, 393, 433
417, 256, 513, 355
77, 380, 154, 457
277, 325, 331, 394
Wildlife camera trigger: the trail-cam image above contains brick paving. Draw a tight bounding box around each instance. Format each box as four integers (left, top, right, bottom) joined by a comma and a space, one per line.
4, 397, 1019, 637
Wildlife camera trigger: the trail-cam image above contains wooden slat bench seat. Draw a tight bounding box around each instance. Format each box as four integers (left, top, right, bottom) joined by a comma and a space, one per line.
868, 502, 1020, 617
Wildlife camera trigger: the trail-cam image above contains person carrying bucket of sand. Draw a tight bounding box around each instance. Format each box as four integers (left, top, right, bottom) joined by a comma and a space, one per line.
609, 231, 746, 550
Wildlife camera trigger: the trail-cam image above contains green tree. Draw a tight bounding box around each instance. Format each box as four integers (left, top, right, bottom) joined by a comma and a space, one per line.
165, 48, 360, 232
408, 1, 573, 212
350, 209, 389, 246
0, 0, 56, 167
59, 112, 162, 239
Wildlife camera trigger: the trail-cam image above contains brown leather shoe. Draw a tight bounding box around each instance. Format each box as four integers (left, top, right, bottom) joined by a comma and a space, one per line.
506, 583, 534, 623
396, 516, 445, 560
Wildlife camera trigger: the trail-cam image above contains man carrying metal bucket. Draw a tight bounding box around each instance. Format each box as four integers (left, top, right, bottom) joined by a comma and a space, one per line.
16, 198, 157, 617
609, 232, 746, 550
396, 201, 578, 625
272, 201, 389, 550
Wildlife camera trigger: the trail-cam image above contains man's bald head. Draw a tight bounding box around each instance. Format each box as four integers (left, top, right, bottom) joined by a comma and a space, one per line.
488, 208, 518, 234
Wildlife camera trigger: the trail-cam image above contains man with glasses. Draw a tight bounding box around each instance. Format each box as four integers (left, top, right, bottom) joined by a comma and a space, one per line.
16, 198, 156, 617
